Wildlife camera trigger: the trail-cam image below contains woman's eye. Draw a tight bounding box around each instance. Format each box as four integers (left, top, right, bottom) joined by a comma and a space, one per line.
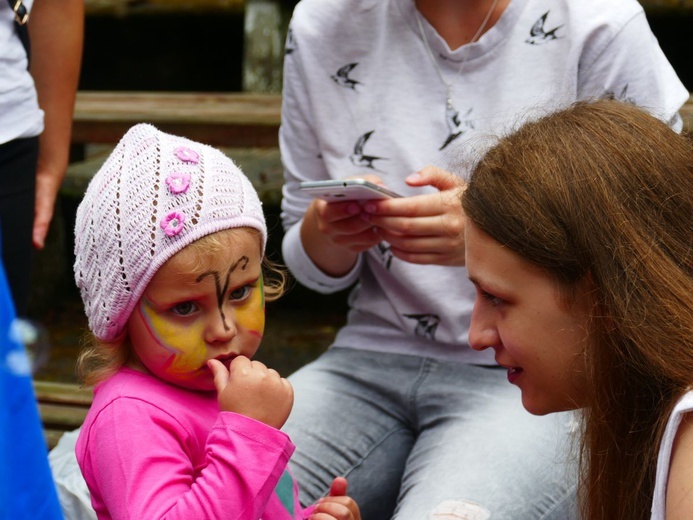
171, 301, 198, 316
229, 285, 252, 302
481, 290, 503, 306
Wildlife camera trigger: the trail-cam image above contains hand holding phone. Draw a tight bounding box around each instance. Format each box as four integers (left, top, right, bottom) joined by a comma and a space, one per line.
299, 179, 402, 202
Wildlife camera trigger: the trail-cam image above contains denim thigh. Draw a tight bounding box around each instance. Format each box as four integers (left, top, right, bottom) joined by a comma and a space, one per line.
284, 348, 578, 520
284, 348, 419, 519
393, 359, 579, 520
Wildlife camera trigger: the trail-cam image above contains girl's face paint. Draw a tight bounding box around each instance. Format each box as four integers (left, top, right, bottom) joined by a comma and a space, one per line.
126, 230, 265, 391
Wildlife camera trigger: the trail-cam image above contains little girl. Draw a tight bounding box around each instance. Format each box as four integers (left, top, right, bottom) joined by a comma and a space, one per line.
73, 124, 360, 520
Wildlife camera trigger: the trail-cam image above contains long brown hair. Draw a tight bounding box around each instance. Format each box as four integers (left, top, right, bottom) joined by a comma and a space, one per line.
462, 100, 693, 520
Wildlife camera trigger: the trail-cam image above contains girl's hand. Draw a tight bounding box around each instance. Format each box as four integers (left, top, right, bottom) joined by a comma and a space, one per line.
361, 166, 468, 266
309, 477, 361, 520
208, 356, 294, 429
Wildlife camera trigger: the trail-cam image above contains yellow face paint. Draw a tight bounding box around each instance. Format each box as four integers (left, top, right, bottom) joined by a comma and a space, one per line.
235, 274, 265, 339
138, 299, 209, 380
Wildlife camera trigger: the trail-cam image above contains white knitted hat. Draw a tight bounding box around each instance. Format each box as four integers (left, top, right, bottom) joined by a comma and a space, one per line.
74, 123, 267, 342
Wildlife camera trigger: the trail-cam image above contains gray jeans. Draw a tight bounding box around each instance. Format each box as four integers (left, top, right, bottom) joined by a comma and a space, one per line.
283, 347, 579, 520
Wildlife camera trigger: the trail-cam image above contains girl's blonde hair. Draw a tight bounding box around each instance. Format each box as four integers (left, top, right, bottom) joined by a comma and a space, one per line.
77, 228, 286, 387
463, 99, 693, 520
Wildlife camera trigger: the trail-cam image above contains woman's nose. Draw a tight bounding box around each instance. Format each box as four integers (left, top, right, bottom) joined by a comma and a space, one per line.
468, 306, 499, 351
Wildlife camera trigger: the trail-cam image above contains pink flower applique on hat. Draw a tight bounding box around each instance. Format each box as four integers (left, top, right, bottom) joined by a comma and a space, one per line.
174, 146, 200, 164
161, 211, 186, 236
165, 172, 191, 194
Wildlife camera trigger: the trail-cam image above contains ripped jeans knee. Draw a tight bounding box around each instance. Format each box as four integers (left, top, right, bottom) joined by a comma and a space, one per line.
429, 500, 491, 520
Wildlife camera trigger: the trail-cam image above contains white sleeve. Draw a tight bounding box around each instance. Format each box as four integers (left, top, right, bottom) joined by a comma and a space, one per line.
279, 21, 362, 294
577, 10, 688, 131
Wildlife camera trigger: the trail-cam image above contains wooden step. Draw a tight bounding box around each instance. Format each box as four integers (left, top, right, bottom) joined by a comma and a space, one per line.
72, 91, 282, 148
85, 0, 244, 16
33, 381, 93, 449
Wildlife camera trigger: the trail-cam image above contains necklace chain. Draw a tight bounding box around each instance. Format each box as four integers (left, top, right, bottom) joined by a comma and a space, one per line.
415, 0, 500, 110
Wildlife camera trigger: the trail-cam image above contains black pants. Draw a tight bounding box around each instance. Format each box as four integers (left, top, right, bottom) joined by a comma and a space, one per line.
0, 137, 39, 317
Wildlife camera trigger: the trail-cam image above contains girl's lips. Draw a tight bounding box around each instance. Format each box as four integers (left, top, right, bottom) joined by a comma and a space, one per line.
207, 354, 237, 371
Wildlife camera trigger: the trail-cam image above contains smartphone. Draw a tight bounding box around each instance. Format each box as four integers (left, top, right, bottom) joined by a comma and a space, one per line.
298, 179, 402, 202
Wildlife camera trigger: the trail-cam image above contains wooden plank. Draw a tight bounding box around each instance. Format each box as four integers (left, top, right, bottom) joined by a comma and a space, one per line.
33, 381, 91, 447
72, 91, 282, 147
44, 429, 66, 450
85, 0, 244, 16
638, 0, 693, 13
38, 403, 90, 429
33, 381, 93, 407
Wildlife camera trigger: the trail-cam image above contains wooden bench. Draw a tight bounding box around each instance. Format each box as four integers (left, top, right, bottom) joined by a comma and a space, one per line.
72, 91, 282, 148
84, 0, 244, 16
33, 381, 93, 449
72, 91, 692, 150
65, 91, 692, 202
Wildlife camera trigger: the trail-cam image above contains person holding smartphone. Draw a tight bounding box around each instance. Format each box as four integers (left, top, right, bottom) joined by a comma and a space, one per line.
279, 0, 688, 518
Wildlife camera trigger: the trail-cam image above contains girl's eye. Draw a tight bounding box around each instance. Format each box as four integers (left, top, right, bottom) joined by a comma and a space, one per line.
229, 285, 252, 302
171, 301, 198, 316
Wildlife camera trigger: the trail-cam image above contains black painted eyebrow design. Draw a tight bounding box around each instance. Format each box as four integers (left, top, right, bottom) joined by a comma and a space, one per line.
196, 256, 249, 331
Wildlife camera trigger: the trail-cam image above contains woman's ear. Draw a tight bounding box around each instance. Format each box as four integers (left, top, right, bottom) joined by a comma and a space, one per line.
579, 271, 615, 333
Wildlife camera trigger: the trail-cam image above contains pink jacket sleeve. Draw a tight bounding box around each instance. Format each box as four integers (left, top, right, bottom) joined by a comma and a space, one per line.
80, 398, 305, 519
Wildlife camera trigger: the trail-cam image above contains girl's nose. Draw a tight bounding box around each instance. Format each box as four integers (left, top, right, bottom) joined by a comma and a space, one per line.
468, 306, 499, 351
204, 310, 237, 345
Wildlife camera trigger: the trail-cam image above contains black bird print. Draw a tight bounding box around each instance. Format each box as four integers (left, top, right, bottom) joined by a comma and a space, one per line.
331, 63, 361, 90
604, 84, 636, 105
284, 28, 297, 55
376, 242, 394, 270
403, 313, 440, 341
440, 106, 474, 150
525, 12, 563, 45
349, 131, 387, 170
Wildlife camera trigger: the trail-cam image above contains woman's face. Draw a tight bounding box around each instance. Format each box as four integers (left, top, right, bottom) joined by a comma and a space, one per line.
126, 229, 265, 392
465, 220, 592, 415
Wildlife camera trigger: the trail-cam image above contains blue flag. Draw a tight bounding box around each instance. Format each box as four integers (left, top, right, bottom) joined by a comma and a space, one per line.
0, 262, 63, 519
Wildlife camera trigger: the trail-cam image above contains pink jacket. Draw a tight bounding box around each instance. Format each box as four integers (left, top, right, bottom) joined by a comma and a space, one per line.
76, 367, 311, 519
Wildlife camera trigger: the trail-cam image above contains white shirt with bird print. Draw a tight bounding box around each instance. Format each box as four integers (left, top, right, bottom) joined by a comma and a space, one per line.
280, 0, 688, 363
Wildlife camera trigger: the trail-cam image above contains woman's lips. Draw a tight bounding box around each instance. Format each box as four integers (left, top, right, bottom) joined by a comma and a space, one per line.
507, 366, 523, 384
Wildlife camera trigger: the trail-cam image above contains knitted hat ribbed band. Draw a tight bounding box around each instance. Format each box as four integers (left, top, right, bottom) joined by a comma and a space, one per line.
73, 123, 267, 342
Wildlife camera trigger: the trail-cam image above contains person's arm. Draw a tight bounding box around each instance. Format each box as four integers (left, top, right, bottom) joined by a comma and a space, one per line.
83, 399, 295, 519
28, 0, 84, 248
279, 20, 372, 289
665, 412, 693, 519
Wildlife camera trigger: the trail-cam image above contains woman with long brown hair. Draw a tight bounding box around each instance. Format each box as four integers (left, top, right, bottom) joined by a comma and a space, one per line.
463, 99, 693, 520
